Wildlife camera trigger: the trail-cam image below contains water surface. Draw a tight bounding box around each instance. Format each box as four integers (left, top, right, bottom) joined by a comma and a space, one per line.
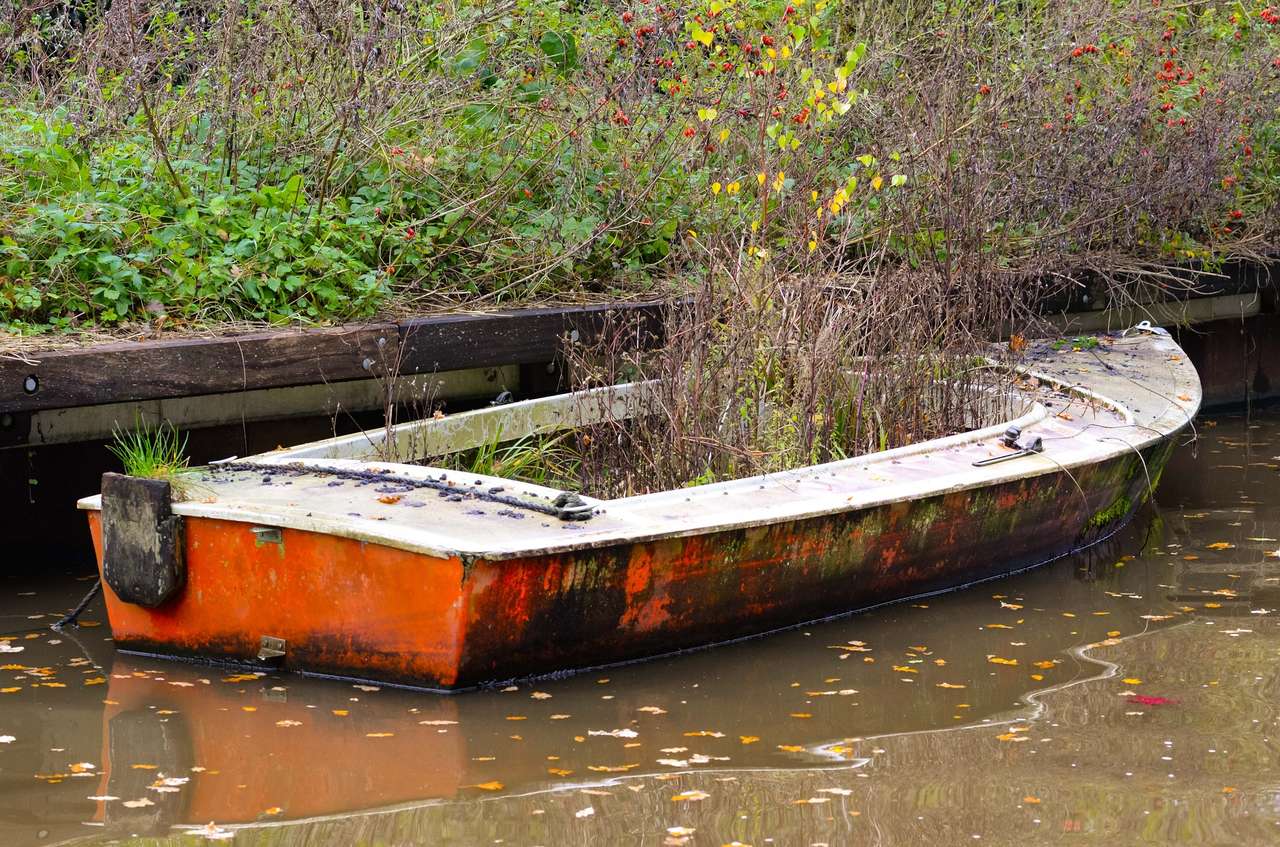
3, 410, 1280, 845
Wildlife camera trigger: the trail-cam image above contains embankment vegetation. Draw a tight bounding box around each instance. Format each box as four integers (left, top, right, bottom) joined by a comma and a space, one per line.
0, 0, 1276, 333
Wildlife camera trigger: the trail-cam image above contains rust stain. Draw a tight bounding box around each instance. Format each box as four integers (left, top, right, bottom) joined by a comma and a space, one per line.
85, 444, 1174, 689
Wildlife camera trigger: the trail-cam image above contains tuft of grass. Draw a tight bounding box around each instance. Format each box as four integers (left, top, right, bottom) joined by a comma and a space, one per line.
107, 420, 192, 485
435, 431, 580, 490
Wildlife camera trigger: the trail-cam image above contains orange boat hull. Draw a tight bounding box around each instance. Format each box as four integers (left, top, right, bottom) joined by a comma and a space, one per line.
86, 441, 1173, 690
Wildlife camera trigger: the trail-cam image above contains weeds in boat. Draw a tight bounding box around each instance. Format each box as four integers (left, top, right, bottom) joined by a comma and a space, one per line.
556, 265, 1029, 498
107, 420, 201, 498
436, 431, 580, 491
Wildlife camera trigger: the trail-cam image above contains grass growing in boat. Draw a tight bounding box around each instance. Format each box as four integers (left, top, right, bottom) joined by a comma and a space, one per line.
107, 421, 197, 495
554, 270, 1027, 498
434, 431, 580, 491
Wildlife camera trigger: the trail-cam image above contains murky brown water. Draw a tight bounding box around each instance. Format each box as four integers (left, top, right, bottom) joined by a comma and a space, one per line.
3, 409, 1280, 846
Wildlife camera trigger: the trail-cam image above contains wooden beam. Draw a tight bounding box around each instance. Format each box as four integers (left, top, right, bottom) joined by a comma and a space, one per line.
0, 303, 665, 415
2, 323, 399, 414
395, 302, 665, 373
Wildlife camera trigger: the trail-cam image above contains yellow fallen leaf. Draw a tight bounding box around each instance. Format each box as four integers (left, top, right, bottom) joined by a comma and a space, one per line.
988, 656, 1018, 666
332, 709, 349, 716
366, 732, 395, 738
672, 790, 711, 802
1107, 631, 1121, 638
1122, 678, 1142, 685
1204, 602, 1222, 609
891, 666, 918, 674
470, 781, 504, 791
777, 745, 805, 752
588, 764, 639, 773
1207, 542, 1235, 550
1033, 660, 1056, 669
547, 767, 573, 776
790, 713, 812, 719
263, 806, 283, 816
1023, 796, 1041, 804
1030, 673, 1044, 681
739, 736, 760, 744
936, 682, 966, 689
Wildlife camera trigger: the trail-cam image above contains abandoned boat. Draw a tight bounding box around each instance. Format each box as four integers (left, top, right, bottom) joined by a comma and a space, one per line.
78, 327, 1200, 690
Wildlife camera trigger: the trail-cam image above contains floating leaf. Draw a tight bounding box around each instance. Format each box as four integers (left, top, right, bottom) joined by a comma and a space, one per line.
988, 656, 1018, 666
469, 781, 504, 791
672, 790, 711, 802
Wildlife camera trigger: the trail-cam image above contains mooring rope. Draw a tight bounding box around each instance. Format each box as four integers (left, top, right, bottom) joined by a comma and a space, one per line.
51, 579, 102, 630
210, 461, 595, 521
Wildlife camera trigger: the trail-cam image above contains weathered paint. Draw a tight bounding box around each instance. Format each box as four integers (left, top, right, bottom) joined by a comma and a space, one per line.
79, 332, 1199, 689
88, 514, 468, 687
87, 441, 1173, 690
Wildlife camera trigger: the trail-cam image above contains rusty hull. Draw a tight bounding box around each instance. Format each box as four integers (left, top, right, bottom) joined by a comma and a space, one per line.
86, 441, 1172, 690
79, 331, 1199, 689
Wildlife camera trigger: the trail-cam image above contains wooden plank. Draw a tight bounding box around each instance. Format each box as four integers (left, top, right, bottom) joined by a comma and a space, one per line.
1, 323, 399, 414
16, 365, 520, 448
395, 302, 665, 373
1, 302, 666, 415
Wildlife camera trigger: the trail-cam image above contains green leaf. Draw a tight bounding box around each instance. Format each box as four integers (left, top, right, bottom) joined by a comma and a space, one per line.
538, 30, 578, 74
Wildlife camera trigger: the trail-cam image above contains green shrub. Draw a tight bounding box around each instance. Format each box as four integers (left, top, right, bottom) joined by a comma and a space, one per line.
0, 0, 1276, 332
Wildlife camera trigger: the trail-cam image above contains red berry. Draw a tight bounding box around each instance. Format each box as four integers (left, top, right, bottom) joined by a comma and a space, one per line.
622, 10, 633, 22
